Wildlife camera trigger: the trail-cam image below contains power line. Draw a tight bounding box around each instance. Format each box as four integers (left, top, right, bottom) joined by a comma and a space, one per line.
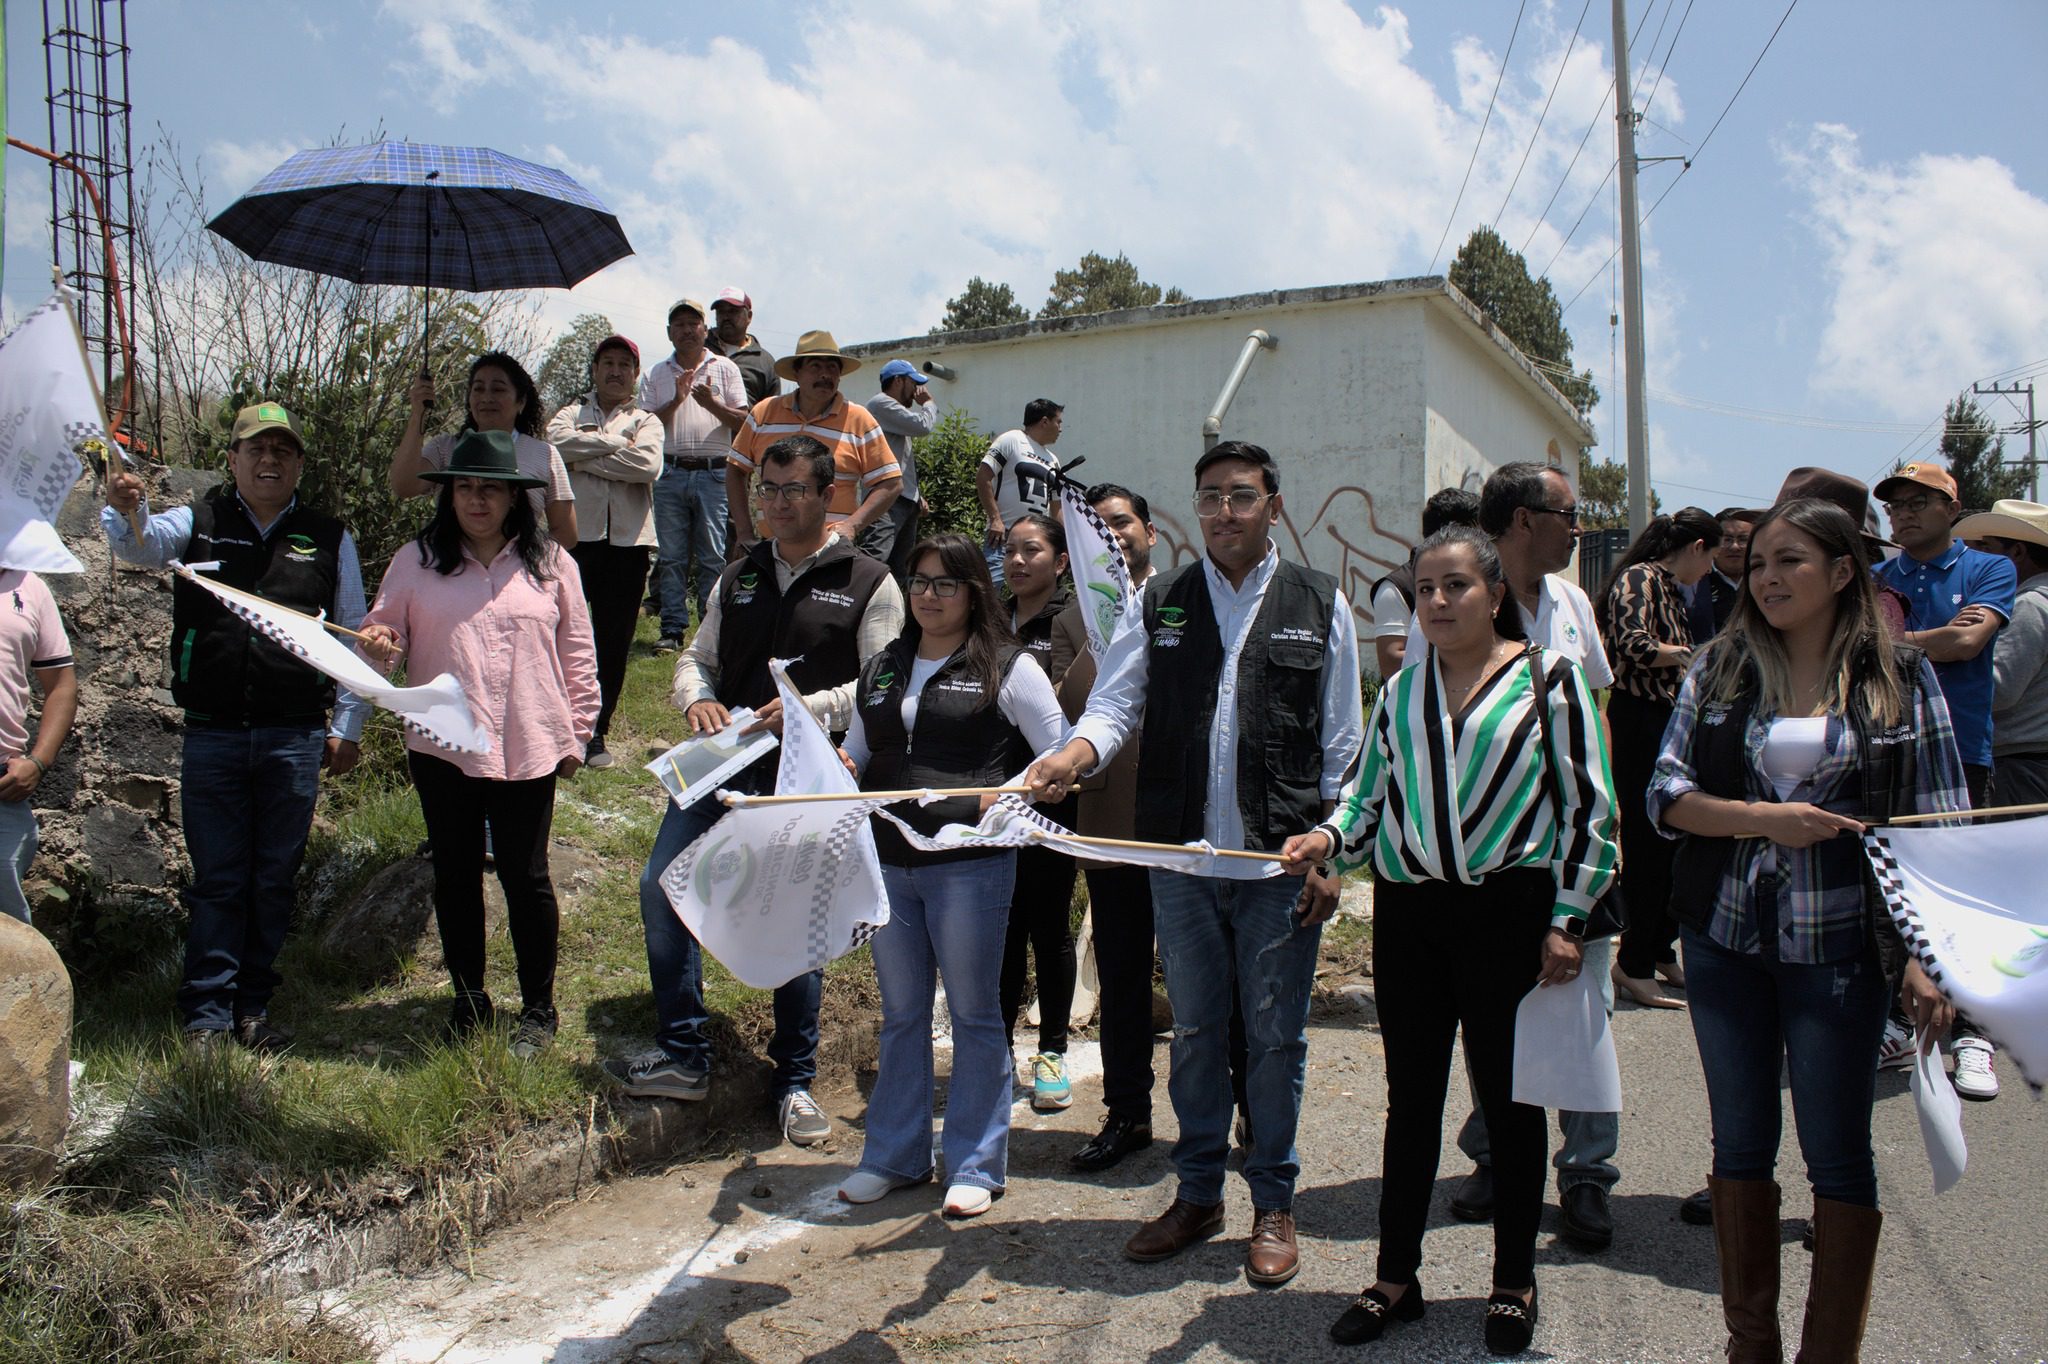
1559, 0, 1802, 312
1637, 0, 1695, 124
1493, 0, 1595, 230
1541, 158, 1619, 279
1429, 0, 1531, 273
1517, 76, 1614, 256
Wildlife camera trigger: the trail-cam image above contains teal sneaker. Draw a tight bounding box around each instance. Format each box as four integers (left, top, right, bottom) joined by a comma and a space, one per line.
1031, 1051, 1073, 1111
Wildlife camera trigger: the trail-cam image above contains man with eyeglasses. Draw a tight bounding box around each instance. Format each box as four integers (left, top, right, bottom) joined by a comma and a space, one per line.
609, 434, 905, 1143
1026, 441, 1362, 1287
1403, 460, 1624, 1251
102, 402, 369, 1053
1686, 506, 1755, 643
1873, 462, 2016, 1101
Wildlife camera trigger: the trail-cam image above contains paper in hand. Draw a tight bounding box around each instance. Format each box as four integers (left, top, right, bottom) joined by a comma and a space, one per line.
1512, 967, 1623, 1113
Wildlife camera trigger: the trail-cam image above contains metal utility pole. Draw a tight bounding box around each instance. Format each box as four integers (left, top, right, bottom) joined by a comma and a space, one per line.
1612, 0, 1650, 536
1972, 380, 2040, 502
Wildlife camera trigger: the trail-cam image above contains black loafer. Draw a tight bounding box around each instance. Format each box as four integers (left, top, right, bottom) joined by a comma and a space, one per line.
1330, 1279, 1425, 1345
1450, 1165, 1495, 1222
1484, 1283, 1539, 1355
1679, 1186, 1714, 1225
1071, 1115, 1152, 1171
1561, 1182, 1614, 1251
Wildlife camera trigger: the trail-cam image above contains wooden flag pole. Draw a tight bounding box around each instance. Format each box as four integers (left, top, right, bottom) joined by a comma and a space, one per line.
174, 564, 375, 644
721, 785, 1032, 807
1882, 803, 2048, 828
1054, 831, 1286, 864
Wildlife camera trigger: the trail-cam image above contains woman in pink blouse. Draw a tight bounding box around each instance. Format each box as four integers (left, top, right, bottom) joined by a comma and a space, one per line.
360, 430, 599, 1057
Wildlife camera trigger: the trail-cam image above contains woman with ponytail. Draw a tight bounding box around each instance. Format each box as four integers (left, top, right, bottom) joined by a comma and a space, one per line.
1597, 507, 1721, 1008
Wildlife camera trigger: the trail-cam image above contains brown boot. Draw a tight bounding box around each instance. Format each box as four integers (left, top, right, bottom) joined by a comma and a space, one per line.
1708, 1176, 1784, 1364
1791, 1197, 1881, 1364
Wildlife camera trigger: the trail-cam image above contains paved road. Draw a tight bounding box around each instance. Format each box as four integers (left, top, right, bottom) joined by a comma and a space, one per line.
350, 998, 2046, 1363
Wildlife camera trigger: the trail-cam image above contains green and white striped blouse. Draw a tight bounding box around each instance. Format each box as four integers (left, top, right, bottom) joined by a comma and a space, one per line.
1317, 645, 1619, 919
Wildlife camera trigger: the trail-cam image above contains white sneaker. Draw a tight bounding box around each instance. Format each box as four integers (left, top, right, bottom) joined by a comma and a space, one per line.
778, 1087, 832, 1145
1876, 1015, 1915, 1071
943, 1183, 994, 1218
838, 1170, 921, 1204
1950, 1037, 2000, 1100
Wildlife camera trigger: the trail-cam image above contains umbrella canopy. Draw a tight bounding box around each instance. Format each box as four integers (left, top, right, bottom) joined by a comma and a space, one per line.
205, 141, 632, 291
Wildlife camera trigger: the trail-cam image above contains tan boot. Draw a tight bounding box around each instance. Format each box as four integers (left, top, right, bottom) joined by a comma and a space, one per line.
1708, 1176, 1784, 1364
1791, 1197, 1882, 1364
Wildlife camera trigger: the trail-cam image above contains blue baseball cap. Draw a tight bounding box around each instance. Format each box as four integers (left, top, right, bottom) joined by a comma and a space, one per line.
878, 359, 930, 385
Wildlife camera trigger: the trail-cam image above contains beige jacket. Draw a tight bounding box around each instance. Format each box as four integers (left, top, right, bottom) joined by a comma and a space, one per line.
1050, 597, 1142, 842
545, 395, 663, 547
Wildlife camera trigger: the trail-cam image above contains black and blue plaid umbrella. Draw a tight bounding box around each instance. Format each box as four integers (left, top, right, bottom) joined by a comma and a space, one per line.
206, 141, 633, 325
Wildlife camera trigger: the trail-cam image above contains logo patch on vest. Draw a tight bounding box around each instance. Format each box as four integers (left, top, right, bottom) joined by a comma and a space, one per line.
283, 533, 318, 562
1701, 701, 1733, 726
1154, 604, 1188, 646
1269, 625, 1324, 649
733, 569, 760, 606
866, 666, 896, 708
809, 588, 855, 609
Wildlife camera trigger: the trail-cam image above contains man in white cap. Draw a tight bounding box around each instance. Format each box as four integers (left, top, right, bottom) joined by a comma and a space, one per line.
864, 359, 938, 575
641, 298, 749, 651
729, 330, 901, 557
709, 287, 779, 409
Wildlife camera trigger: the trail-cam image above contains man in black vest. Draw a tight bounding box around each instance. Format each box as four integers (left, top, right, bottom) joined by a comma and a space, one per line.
1028, 440, 1364, 1287
1685, 506, 1753, 644
607, 435, 904, 1146
103, 402, 369, 1052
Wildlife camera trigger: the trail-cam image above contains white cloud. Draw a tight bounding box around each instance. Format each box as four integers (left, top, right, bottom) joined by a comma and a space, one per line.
1787, 124, 2048, 420
201, 138, 310, 200
371, 0, 1659, 369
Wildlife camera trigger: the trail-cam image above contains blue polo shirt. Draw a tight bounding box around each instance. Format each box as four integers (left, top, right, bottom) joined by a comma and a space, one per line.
1876, 540, 2017, 769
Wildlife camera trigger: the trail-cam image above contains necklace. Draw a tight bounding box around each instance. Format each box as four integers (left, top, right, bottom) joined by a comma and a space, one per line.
1441, 640, 1510, 704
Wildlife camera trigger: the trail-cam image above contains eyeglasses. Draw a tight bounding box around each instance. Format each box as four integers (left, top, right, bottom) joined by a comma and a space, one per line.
1193, 488, 1273, 518
1528, 504, 1582, 526
1884, 495, 1945, 516
906, 575, 964, 598
757, 481, 821, 503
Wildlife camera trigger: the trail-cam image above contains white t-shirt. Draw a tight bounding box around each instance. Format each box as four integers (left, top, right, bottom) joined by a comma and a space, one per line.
1371, 580, 1411, 641
1400, 572, 1614, 688
1761, 717, 1828, 800
980, 429, 1061, 526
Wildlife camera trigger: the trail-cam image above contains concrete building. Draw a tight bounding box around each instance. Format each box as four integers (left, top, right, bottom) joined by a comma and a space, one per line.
847, 276, 1594, 658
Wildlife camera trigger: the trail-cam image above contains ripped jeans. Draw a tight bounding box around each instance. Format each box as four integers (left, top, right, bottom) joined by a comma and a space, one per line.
1151, 871, 1322, 1209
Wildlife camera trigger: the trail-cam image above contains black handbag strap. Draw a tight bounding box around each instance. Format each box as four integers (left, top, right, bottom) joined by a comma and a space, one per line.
1523, 646, 1567, 816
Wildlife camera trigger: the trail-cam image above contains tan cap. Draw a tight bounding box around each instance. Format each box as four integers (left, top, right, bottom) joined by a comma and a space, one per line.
667, 298, 708, 322
231, 401, 304, 451
1874, 461, 1958, 503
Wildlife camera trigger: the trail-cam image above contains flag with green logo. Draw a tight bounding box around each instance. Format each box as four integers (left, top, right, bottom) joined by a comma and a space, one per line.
1058, 482, 1139, 660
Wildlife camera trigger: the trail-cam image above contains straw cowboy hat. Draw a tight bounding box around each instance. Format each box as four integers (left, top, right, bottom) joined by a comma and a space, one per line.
774, 329, 862, 382
1954, 499, 2048, 551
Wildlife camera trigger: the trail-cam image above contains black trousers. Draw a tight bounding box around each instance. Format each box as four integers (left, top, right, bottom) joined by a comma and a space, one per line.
409, 750, 561, 1013
1084, 863, 1158, 1121
572, 541, 652, 746
1002, 835, 1079, 1055
1611, 688, 1681, 978
1373, 869, 1551, 1291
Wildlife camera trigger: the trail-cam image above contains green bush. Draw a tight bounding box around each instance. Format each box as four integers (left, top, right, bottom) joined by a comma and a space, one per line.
912, 409, 991, 541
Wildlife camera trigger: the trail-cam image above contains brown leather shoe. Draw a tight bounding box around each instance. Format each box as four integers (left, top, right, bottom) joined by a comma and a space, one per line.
1125, 1197, 1226, 1262
1245, 1206, 1300, 1285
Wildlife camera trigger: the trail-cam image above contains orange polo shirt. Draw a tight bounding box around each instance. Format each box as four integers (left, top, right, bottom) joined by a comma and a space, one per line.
731, 392, 901, 519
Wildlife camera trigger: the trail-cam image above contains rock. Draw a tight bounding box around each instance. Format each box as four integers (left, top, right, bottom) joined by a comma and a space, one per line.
0, 916, 74, 1190
316, 854, 439, 979
80, 802, 167, 886
1336, 879, 1374, 921
750, 1182, 772, 1199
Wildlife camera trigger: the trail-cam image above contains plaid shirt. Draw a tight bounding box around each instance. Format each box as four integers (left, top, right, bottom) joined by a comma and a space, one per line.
1648, 653, 1968, 963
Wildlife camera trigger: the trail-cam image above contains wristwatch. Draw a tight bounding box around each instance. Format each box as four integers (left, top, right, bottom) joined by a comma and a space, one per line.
1549, 913, 1587, 940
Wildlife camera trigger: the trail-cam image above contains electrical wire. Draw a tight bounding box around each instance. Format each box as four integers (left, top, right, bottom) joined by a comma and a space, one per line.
1637, 0, 1695, 125
1541, 159, 1619, 278
1558, 0, 1802, 313
1429, 0, 1531, 273
1517, 77, 1614, 256
1493, 0, 1595, 230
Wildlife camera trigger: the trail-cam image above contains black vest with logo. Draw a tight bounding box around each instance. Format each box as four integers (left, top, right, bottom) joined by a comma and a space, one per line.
856, 639, 1028, 866
169, 490, 344, 727
1133, 556, 1338, 848
1668, 644, 1927, 943
710, 535, 887, 792
1013, 586, 1071, 678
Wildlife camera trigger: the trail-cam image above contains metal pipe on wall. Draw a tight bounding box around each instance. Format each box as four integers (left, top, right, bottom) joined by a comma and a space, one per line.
1201, 329, 1276, 449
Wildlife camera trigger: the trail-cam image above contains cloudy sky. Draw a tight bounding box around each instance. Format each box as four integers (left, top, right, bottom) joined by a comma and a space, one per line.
6, 0, 2045, 509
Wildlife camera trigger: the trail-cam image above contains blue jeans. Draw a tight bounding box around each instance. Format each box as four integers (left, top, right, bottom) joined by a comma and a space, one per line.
982, 543, 1006, 594
0, 797, 37, 923
1151, 871, 1323, 1209
861, 853, 1017, 1193
636, 795, 821, 1091
1683, 925, 1889, 1207
177, 724, 326, 1031
652, 466, 728, 635
1457, 934, 1622, 1193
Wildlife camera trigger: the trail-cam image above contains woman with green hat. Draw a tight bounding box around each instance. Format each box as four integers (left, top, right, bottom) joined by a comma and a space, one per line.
359, 429, 599, 1057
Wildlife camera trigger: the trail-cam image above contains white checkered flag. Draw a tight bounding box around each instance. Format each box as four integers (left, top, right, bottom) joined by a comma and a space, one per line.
0, 291, 104, 573
659, 660, 892, 989
1057, 479, 1139, 660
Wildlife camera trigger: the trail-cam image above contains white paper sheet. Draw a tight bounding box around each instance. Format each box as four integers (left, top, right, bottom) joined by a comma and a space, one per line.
1512, 966, 1622, 1113
1911, 1032, 1968, 1194
644, 709, 778, 812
